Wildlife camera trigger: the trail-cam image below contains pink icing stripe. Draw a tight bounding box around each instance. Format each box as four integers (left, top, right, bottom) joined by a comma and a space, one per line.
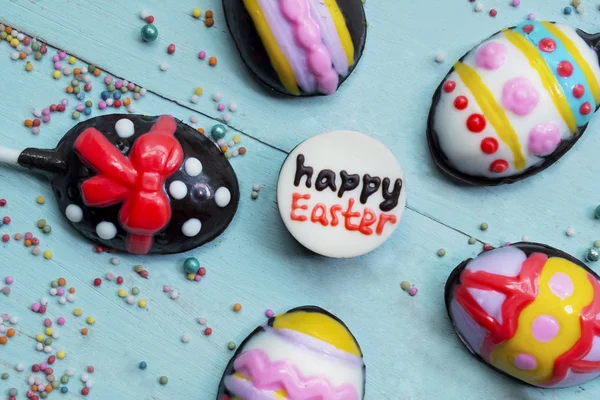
279, 0, 339, 94
307, 0, 349, 76
232, 349, 359, 400
258, 0, 317, 92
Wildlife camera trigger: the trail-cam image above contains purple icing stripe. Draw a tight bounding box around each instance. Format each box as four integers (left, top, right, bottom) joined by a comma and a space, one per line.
232, 349, 359, 400
308, 0, 349, 76
259, 0, 316, 92
271, 327, 364, 367
224, 375, 278, 400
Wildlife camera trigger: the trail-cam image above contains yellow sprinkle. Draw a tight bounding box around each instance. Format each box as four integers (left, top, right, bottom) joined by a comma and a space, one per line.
73, 308, 82, 317
43, 250, 52, 259
25, 62, 33, 72
118, 289, 127, 298
6, 35, 13, 42
57, 350, 65, 359
233, 135, 241, 144
187, 273, 196, 280
52, 71, 61, 80
138, 299, 147, 308
86, 316, 95, 325
45, 328, 53, 336
68, 56, 76, 65
192, 8, 202, 18
36, 334, 44, 342
195, 86, 203, 95
10, 38, 19, 47
36, 196, 45, 204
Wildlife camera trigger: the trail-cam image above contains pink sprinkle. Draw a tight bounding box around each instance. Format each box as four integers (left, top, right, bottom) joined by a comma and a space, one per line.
42, 108, 50, 116
408, 287, 418, 296
40, 362, 47, 370
27, 391, 33, 397
194, 275, 202, 282
62, 98, 69, 105
218, 103, 225, 111
127, 82, 135, 90
1, 313, 8, 320
104, 76, 113, 85
512, 0, 520, 6
57, 288, 65, 296
42, 115, 51, 123
504, 242, 512, 246
115, 80, 123, 89
76, 104, 85, 112
44, 318, 52, 327
57, 317, 66, 325
198, 51, 207, 60
59, 51, 66, 60
528, 13, 536, 20
98, 101, 107, 110
24, 232, 33, 240
54, 61, 62, 70
116, 276, 124, 285
106, 273, 114, 281
163, 285, 171, 292
52, 55, 59, 62
5, 276, 13, 285
13, 233, 21, 241
32, 302, 41, 312
265, 309, 274, 318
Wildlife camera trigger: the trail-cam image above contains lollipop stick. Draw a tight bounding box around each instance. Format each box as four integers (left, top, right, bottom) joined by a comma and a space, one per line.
0, 146, 21, 164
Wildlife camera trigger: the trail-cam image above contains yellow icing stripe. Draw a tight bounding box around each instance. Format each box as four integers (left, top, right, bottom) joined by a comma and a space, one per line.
454, 62, 527, 170
323, 0, 355, 66
273, 310, 362, 357
541, 21, 600, 105
504, 29, 577, 133
243, 0, 300, 95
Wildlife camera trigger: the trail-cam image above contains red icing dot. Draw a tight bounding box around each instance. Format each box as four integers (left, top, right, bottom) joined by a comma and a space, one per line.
557, 61, 573, 77
454, 96, 468, 110
522, 24, 534, 34
467, 114, 486, 133
580, 102, 592, 115
443, 80, 456, 93
538, 38, 556, 53
489, 159, 509, 173
480, 137, 499, 154
573, 84, 585, 99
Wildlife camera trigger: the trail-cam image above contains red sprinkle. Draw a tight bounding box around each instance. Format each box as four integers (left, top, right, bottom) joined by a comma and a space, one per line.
23, 37, 30, 46
56, 105, 65, 112
39, 305, 46, 314
146, 16, 155, 23
454, 96, 468, 110
87, 365, 95, 373
167, 44, 176, 54
95, 245, 104, 253
93, 278, 102, 286
557, 61, 573, 77
466, 114, 486, 133
44, 367, 53, 375
489, 9, 497, 17
116, 276, 124, 285
489, 159, 509, 173
81, 387, 89, 396
3, 216, 11, 224
580, 102, 592, 115
47, 355, 56, 364
480, 137, 499, 154
49, 104, 57, 112
483, 243, 493, 251
140, 270, 149, 278
32, 364, 40, 372
84, 83, 92, 92
443, 80, 456, 93
113, 100, 121, 108
33, 119, 41, 126
0, 199, 6, 207
2, 234, 9, 242
32, 237, 39, 245
198, 267, 206, 276
573, 84, 585, 99
204, 327, 213, 336
538, 38, 556, 53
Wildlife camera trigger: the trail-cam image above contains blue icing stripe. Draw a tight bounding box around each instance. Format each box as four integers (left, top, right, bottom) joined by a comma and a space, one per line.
514, 21, 595, 127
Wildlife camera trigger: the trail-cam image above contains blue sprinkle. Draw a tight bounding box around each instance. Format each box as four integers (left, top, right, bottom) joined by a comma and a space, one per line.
77, 92, 85, 100
84, 108, 92, 116
113, 92, 121, 100
139, 361, 147, 370
61, 387, 68, 393
101, 91, 110, 100
564, 6, 572, 14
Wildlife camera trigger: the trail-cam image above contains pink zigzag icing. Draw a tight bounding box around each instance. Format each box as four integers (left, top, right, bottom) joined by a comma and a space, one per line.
233, 349, 360, 400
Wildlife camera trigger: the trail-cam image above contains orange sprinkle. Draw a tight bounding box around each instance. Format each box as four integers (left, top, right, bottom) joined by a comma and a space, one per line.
69, 287, 76, 294
197, 128, 205, 135
57, 277, 66, 286
93, 68, 101, 76
31, 385, 38, 392
239, 147, 247, 155
6, 328, 15, 338
205, 10, 213, 18
220, 145, 228, 153
19, 52, 26, 60
45, 386, 53, 393
123, 97, 131, 106
24, 119, 33, 127
73, 68, 81, 75
205, 18, 214, 27
0, 336, 7, 345
5, 27, 12, 34
233, 303, 242, 312
66, 86, 73, 94
24, 239, 32, 247
81, 328, 88, 335
209, 56, 217, 66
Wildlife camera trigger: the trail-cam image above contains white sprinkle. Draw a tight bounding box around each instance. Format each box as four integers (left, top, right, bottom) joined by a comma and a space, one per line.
83, 74, 91, 83
435, 53, 445, 63
65, 204, 83, 223
252, 184, 261, 192
66, 369, 75, 377
168, 181, 188, 200
475, 2, 484, 12
213, 93, 221, 102
232, 150, 239, 157
127, 106, 135, 113
228, 140, 235, 147
34, 377, 42, 385
190, 115, 199, 123
49, 288, 58, 296
25, 47, 32, 55
10, 52, 19, 60
182, 334, 190, 343
0, 325, 5, 333
38, 385, 46, 392
66, 293, 75, 302
11, 30, 18, 37
58, 296, 66, 305
123, 80, 129, 86
81, 374, 89, 383
181, 218, 202, 237
52, 331, 60, 339
126, 295, 135, 304
62, 67, 71, 75
133, 93, 141, 100
140, 88, 147, 96
111, 257, 120, 265
566, 227, 576, 236
184, 158, 202, 176
106, 98, 114, 107
159, 62, 169, 71
228, 103, 238, 112
9, 316, 18, 324
33, 109, 42, 117
576, 5, 584, 13
16, 363, 23, 372
214, 187, 232, 208
43, 346, 52, 353
223, 113, 232, 122
115, 118, 135, 138
28, 375, 35, 385
96, 221, 117, 240
522, 235, 529, 241
140, 10, 149, 19
197, 317, 206, 325
16, 44, 23, 51
40, 297, 48, 306
170, 290, 180, 299
32, 127, 40, 135
190, 95, 199, 104
86, 381, 93, 389
217, 138, 225, 146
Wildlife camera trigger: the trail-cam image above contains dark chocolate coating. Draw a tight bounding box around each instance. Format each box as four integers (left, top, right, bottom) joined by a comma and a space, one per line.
427, 25, 600, 186
222, 0, 368, 96
18, 114, 239, 254
444, 242, 600, 386
216, 305, 366, 399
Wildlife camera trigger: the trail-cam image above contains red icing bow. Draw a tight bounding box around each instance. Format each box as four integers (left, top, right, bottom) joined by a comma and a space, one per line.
74, 115, 184, 254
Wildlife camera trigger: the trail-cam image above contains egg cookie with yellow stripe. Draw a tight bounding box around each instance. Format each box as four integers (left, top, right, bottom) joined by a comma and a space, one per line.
222, 0, 367, 96
217, 306, 366, 400
428, 21, 600, 185
445, 242, 600, 387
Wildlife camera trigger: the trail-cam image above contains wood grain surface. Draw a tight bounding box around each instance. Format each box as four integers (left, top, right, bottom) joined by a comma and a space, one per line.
1, 0, 600, 398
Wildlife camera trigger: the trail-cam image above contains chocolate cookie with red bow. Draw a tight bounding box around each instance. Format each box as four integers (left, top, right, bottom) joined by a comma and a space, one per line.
14, 114, 239, 255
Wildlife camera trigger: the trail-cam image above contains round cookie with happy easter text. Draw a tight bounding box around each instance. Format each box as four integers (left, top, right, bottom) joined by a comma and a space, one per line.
277, 130, 405, 258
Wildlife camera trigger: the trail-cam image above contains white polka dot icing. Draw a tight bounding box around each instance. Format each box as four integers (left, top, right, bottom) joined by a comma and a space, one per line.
214, 187, 231, 207
65, 204, 83, 223
114, 118, 135, 138
169, 181, 188, 200
184, 158, 203, 176
446, 243, 600, 387
96, 221, 117, 240
181, 218, 202, 237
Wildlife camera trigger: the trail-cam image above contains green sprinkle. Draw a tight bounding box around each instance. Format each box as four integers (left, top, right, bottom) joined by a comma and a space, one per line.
61, 375, 69, 384
159, 376, 168, 385
134, 265, 143, 273
52, 381, 60, 389
107, 84, 115, 92
587, 247, 600, 262
40, 392, 48, 399
120, 86, 128, 93
0, 32, 7, 39
73, 86, 81, 94
251, 191, 259, 200
468, 237, 477, 245
72, 111, 80, 120
400, 281, 411, 291
71, 79, 79, 87
51, 280, 58, 288
44, 338, 52, 346
437, 248, 446, 257
31, 42, 40, 51
227, 341, 237, 351
134, 86, 141, 93
131, 287, 140, 295
88, 64, 96, 73
37, 219, 46, 228
34, 52, 42, 61
85, 100, 93, 108
42, 225, 52, 234
1, 372, 9, 380
480, 222, 488, 231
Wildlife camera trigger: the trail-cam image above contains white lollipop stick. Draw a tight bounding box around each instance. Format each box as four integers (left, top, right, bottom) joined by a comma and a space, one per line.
0, 146, 21, 164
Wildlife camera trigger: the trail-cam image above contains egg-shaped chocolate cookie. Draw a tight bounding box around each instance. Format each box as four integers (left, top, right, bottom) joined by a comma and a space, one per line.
445, 243, 600, 387
428, 21, 600, 185
223, 0, 367, 96
16, 114, 239, 255
217, 306, 366, 399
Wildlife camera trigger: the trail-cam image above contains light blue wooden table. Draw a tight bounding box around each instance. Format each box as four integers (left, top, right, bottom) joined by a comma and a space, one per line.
1, 0, 600, 398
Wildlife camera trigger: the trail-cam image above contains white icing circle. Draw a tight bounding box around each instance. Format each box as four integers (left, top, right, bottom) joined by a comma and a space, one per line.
114, 118, 135, 138
214, 187, 231, 207
185, 158, 203, 177
96, 222, 117, 240
65, 204, 83, 222
169, 181, 188, 200
277, 130, 406, 258
181, 218, 202, 237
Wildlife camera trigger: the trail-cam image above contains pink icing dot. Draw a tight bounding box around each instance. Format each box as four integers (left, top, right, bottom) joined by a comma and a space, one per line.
531, 314, 559, 342
549, 272, 574, 299
528, 123, 561, 156
502, 77, 539, 116
514, 353, 537, 370
475, 41, 508, 70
